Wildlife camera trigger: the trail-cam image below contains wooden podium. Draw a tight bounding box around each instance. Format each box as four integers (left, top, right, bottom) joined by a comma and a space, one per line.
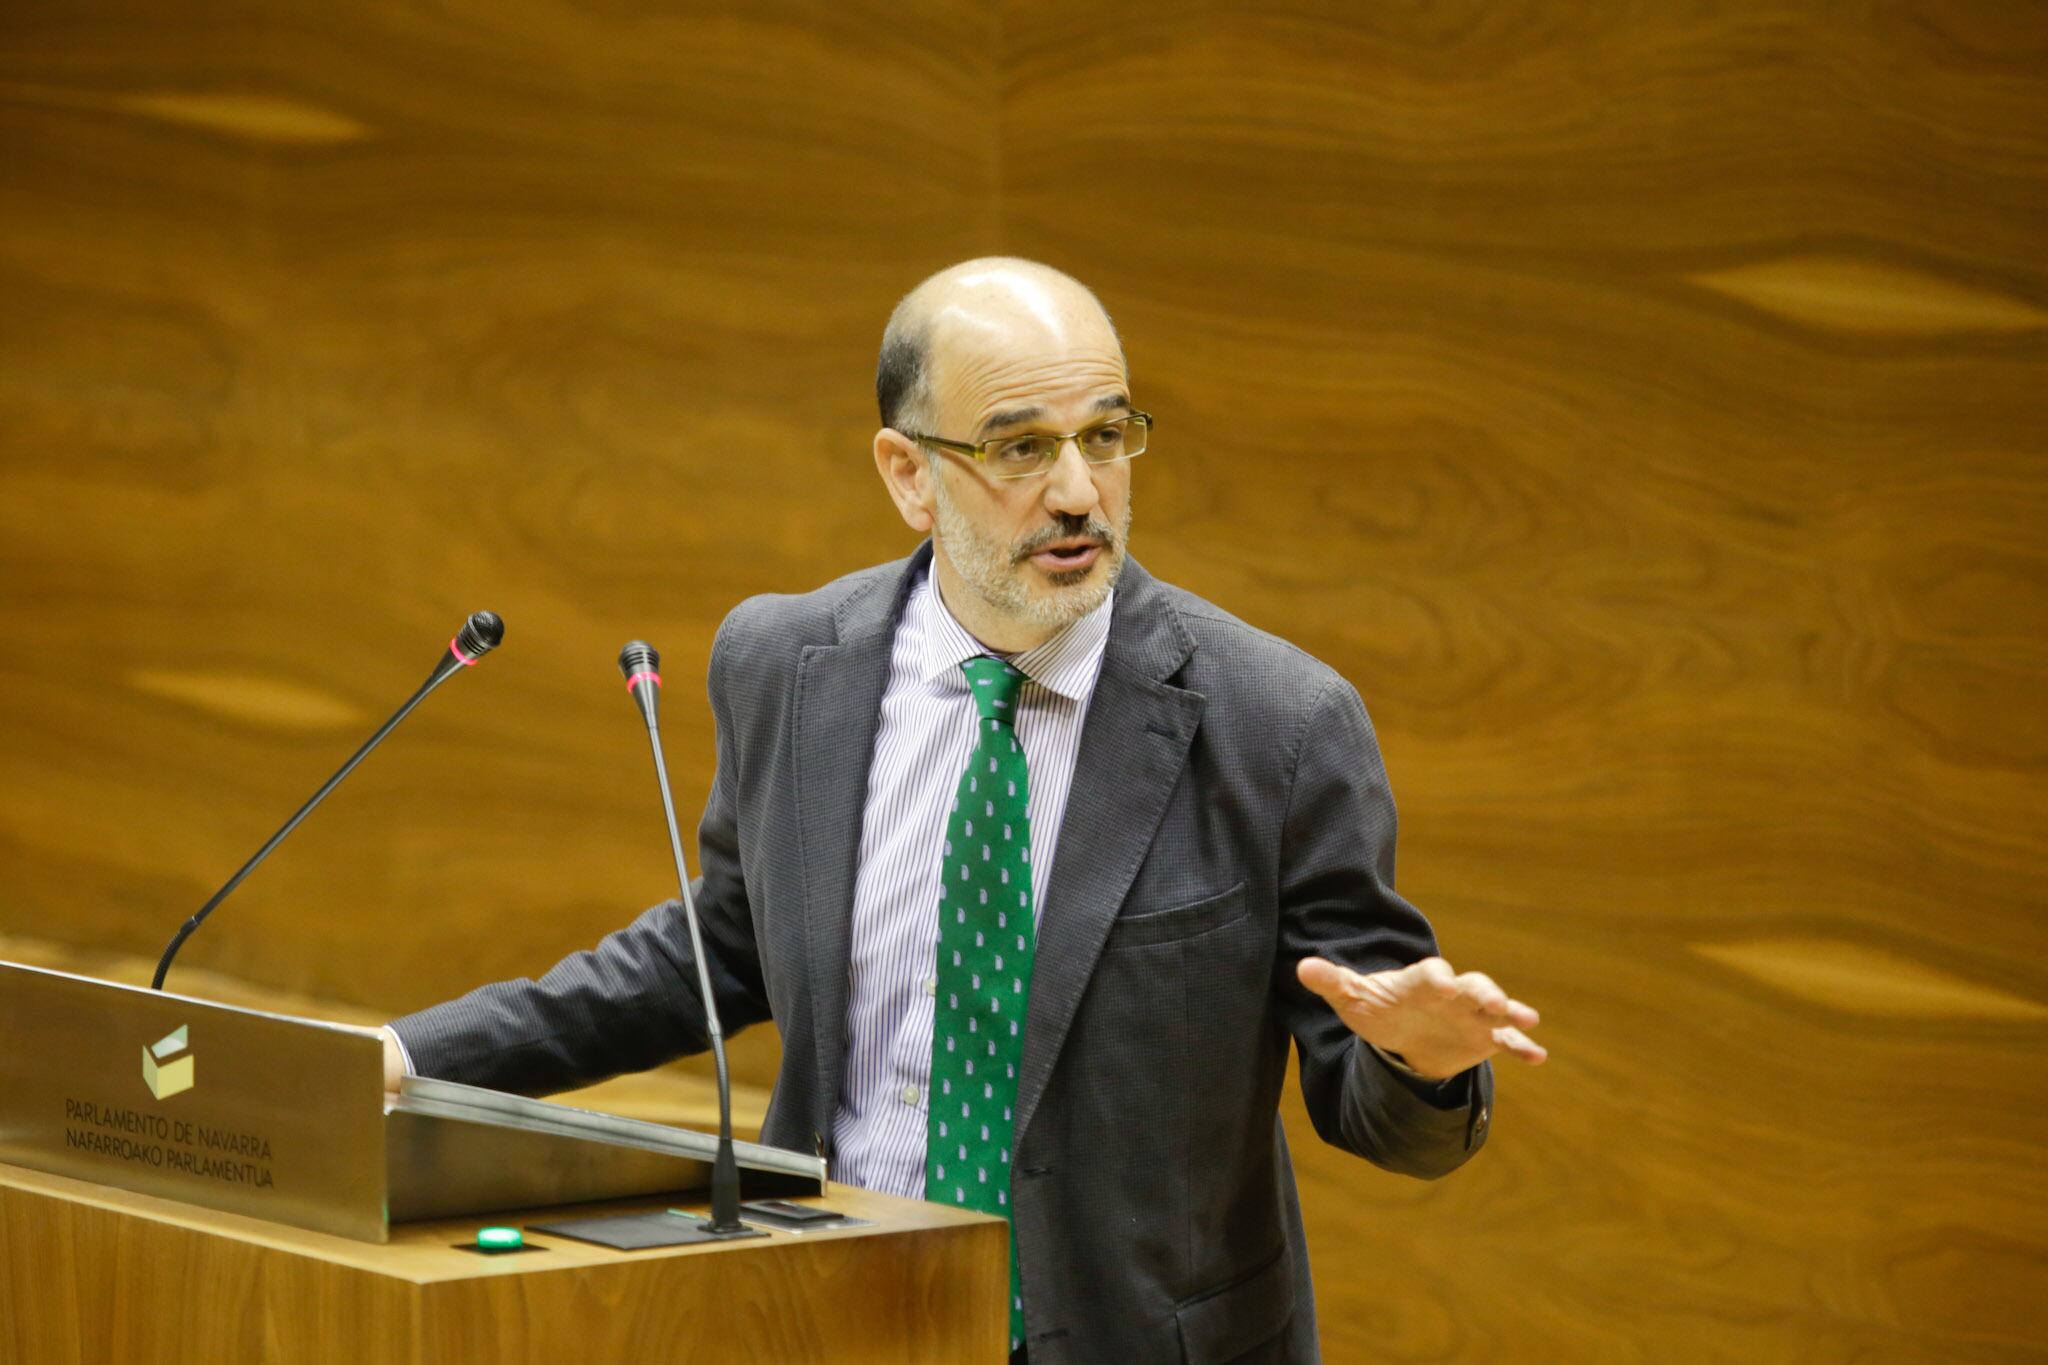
0, 962, 1008, 1362
0, 1162, 1006, 1364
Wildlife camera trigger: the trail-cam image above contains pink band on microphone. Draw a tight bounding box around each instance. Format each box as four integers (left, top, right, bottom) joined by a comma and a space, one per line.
625, 671, 662, 692
449, 636, 478, 666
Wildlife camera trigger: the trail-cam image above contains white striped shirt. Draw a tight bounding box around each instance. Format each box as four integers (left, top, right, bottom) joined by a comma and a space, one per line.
830, 567, 1114, 1197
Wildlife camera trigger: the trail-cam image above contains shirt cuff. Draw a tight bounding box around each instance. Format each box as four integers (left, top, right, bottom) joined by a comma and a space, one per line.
1365, 1041, 1470, 1107
1368, 1042, 1434, 1081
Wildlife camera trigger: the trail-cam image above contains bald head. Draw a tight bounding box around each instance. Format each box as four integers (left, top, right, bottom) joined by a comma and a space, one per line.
869, 257, 1137, 652
876, 258, 1123, 434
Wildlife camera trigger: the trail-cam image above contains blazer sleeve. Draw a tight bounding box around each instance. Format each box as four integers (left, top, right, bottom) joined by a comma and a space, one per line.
1274, 676, 1494, 1179
386, 612, 772, 1097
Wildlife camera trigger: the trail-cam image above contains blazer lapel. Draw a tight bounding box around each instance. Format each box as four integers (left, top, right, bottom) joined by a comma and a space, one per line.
1014, 561, 1202, 1145
793, 550, 924, 1136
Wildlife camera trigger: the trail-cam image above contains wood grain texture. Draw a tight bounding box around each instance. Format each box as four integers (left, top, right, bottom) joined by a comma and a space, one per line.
998, 1, 2048, 1359
0, 0, 998, 1093
2, 1176, 413, 1365
0, 1162, 1007, 1364
2, 1, 2046, 1359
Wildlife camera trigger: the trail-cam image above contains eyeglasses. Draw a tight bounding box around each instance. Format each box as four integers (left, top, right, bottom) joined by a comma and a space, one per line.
909, 411, 1152, 481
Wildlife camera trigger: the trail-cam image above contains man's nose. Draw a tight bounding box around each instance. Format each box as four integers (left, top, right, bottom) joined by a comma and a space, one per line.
1041, 438, 1100, 516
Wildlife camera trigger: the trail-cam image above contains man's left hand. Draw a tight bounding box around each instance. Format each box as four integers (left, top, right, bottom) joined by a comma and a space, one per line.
1296, 955, 1546, 1081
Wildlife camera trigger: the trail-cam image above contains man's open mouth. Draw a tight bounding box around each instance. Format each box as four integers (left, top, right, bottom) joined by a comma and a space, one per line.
1028, 538, 1104, 571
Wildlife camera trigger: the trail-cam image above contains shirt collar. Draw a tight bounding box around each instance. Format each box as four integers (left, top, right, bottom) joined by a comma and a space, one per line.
910, 566, 1115, 703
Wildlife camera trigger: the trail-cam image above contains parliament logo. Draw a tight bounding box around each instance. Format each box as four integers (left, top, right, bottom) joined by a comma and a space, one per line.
143, 1025, 195, 1101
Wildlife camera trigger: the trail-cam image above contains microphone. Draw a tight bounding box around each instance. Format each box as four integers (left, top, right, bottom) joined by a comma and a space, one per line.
441, 611, 506, 680
618, 640, 747, 1237
150, 611, 506, 992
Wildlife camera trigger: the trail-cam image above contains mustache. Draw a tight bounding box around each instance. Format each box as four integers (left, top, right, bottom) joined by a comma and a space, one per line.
1013, 514, 1118, 562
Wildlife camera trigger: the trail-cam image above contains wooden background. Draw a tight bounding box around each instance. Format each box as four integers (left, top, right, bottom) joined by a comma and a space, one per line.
3, 1, 2044, 1359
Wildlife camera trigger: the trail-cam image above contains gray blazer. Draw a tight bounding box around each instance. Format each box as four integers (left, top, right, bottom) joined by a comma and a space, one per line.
393, 544, 1492, 1364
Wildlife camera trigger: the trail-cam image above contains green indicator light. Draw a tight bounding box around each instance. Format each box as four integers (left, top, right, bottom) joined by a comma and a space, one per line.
477, 1226, 523, 1250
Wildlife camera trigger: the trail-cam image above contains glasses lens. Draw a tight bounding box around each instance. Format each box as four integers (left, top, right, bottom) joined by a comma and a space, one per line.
979, 415, 1150, 477
986, 434, 1060, 476
1076, 419, 1127, 463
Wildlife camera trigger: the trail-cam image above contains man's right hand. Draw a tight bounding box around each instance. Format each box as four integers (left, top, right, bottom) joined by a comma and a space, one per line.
379, 1026, 405, 1101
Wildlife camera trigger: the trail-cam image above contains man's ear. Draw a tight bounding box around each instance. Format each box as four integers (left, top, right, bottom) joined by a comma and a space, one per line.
874, 428, 935, 533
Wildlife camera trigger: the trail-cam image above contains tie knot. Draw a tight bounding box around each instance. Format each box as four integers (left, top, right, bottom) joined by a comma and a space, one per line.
961, 657, 1027, 721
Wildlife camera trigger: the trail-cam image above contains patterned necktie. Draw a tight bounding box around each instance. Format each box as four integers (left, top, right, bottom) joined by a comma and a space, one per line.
927, 656, 1036, 1351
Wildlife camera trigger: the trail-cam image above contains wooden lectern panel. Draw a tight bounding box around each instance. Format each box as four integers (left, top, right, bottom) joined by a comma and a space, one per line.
0, 1163, 1007, 1364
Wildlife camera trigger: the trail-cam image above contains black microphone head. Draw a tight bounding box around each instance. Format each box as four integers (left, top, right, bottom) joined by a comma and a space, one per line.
454, 611, 505, 662
618, 640, 661, 684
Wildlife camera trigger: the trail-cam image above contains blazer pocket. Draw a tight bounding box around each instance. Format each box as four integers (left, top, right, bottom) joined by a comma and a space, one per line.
1105, 882, 1248, 951
1175, 1244, 1294, 1363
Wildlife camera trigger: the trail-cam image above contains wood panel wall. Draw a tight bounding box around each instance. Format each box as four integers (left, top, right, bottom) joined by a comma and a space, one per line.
0, 0, 996, 1024
3, 2, 2044, 1359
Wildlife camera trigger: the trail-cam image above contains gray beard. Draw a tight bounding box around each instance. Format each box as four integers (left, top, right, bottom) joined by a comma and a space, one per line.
930, 477, 1131, 637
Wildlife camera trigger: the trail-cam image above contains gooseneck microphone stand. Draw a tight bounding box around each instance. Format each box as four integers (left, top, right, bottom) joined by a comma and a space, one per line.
150, 611, 505, 992
617, 640, 747, 1236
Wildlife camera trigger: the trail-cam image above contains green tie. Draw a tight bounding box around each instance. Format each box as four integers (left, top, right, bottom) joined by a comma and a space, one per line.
927, 656, 1036, 1351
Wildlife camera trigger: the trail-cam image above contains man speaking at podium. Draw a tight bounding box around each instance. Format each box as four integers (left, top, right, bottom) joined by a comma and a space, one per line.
385, 259, 1545, 1363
